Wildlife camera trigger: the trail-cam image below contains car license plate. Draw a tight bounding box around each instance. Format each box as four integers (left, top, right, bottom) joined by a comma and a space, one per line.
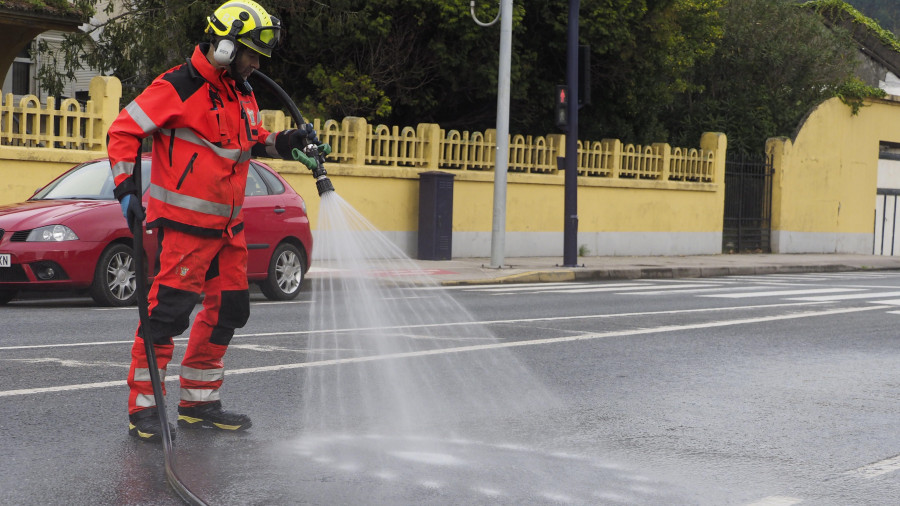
0, 253, 9, 267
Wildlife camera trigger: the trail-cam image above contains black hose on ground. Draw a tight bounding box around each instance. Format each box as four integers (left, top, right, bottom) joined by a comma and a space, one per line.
250, 71, 335, 195
131, 152, 208, 506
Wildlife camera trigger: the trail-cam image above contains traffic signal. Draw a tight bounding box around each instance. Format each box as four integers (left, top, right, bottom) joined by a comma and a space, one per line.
555, 85, 568, 130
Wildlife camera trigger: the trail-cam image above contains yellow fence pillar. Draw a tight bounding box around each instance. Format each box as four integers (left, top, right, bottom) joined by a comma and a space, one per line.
342, 116, 368, 165
88, 76, 122, 151
416, 123, 442, 170
602, 139, 622, 179
261, 109, 288, 132
700, 132, 727, 184
653, 143, 671, 181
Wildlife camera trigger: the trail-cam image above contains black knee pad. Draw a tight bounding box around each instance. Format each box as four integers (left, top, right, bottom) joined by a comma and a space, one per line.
209, 289, 250, 346
145, 284, 200, 343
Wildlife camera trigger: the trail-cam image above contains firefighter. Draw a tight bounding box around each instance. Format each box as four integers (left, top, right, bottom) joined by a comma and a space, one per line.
108, 0, 316, 442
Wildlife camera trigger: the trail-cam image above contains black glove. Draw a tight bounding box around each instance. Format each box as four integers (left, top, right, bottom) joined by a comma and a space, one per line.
275, 124, 319, 159
295, 123, 319, 147
119, 193, 145, 230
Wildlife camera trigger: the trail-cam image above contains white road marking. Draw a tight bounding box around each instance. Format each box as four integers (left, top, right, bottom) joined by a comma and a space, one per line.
1, 358, 129, 368
466, 282, 644, 293
744, 496, 803, 506
0, 301, 827, 352
702, 288, 863, 298
545, 283, 720, 293
419, 282, 589, 291
253, 300, 313, 306
93, 299, 312, 311
790, 290, 900, 302
228, 344, 312, 353
623, 286, 778, 296
0, 304, 884, 398
870, 300, 900, 306
844, 454, 900, 478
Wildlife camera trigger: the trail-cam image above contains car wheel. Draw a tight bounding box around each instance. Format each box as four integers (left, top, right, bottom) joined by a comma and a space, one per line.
0, 290, 17, 305
259, 242, 306, 301
90, 243, 138, 307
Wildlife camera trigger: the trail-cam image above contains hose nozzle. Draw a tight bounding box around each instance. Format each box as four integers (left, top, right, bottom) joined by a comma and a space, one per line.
315, 175, 335, 195
292, 143, 335, 196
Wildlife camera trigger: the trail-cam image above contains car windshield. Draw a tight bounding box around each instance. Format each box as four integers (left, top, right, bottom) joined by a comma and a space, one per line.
31, 160, 150, 201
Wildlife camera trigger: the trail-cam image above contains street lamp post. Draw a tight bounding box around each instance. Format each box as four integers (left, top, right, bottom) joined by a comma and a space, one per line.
471, 0, 513, 268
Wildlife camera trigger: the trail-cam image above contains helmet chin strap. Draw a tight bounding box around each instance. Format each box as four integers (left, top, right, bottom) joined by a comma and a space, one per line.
229, 46, 253, 95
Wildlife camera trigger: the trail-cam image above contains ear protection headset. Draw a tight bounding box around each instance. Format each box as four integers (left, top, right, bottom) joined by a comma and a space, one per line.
212, 16, 247, 66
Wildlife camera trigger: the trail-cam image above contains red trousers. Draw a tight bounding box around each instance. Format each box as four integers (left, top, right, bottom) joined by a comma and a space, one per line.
127, 227, 249, 415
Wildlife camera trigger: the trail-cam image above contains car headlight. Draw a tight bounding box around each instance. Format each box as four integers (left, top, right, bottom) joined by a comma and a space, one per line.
26, 225, 79, 242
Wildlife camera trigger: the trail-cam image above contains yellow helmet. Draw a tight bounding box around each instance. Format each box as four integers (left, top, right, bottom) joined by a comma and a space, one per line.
206, 0, 281, 58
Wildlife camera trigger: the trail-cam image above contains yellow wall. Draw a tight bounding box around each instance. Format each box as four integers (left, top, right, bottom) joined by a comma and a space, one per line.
0, 74, 729, 257
7, 85, 900, 256
767, 96, 900, 253
0, 147, 104, 202
265, 131, 726, 257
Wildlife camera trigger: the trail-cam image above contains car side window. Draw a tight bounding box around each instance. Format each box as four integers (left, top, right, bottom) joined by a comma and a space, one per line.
256, 163, 286, 195
246, 164, 269, 196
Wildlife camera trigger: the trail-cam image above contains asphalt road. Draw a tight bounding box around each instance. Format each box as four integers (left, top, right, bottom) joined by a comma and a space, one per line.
3, 271, 900, 505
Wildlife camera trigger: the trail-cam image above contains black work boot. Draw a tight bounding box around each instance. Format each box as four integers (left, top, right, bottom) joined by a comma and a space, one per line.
128, 408, 176, 443
177, 401, 252, 431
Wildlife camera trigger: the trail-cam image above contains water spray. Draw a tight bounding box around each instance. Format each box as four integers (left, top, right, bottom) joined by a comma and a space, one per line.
251, 71, 335, 196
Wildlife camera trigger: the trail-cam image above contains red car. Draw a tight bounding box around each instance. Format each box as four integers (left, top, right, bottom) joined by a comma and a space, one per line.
0, 156, 313, 306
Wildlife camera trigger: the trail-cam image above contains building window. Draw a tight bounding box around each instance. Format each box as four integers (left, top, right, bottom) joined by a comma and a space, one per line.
12, 44, 32, 95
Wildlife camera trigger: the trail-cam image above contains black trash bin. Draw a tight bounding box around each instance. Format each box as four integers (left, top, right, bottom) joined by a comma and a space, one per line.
417, 171, 455, 260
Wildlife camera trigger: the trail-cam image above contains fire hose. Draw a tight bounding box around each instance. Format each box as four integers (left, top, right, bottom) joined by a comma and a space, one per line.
251, 71, 335, 195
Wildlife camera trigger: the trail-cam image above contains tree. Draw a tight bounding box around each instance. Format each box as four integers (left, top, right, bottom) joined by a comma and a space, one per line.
574, 0, 725, 142
262, 0, 528, 126
37, 0, 208, 101
845, 0, 900, 37
36, 0, 724, 138
664, 0, 859, 153
33, 0, 871, 155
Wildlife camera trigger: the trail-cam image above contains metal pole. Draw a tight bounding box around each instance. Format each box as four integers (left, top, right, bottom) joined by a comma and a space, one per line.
563, 0, 580, 267
489, 0, 513, 268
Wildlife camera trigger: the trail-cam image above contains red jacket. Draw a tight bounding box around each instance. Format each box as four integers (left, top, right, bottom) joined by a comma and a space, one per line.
108, 44, 275, 237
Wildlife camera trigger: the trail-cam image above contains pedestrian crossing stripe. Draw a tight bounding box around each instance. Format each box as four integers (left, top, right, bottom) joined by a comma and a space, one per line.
788, 290, 900, 302
701, 288, 864, 298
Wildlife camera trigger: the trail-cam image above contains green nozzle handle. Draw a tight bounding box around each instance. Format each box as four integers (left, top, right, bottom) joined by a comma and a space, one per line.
291, 143, 332, 171
291, 148, 318, 170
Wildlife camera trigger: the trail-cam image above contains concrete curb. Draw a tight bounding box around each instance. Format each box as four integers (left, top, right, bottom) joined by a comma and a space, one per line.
442, 270, 576, 286
439, 263, 896, 286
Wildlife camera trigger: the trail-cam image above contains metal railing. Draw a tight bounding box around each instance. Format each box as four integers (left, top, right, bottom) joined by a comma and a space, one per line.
1, 93, 101, 150
1, 91, 720, 185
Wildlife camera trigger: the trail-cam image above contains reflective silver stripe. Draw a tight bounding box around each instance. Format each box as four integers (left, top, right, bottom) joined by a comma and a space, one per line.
133, 368, 167, 382
180, 388, 220, 402
135, 393, 157, 408
111, 160, 133, 179
265, 145, 280, 158
160, 127, 251, 163
265, 132, 277, 146
125, 101, 157, 134
221, 2, 263, 33
150, 184, 240, 218
179, 366, 224, 382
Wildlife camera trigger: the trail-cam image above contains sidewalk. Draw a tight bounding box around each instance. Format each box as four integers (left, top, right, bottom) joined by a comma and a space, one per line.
360, 254, 900, 286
